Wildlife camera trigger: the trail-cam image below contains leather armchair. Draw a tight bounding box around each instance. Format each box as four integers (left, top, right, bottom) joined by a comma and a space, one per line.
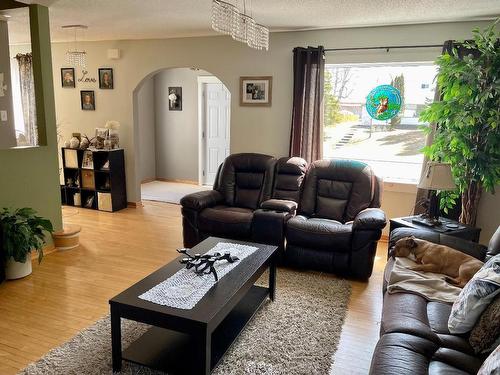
181, 153, 276, 247
285, 159, 386, 279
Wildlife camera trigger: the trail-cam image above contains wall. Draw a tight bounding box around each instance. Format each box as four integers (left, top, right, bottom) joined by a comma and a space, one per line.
136, 76, 155, 182
477, 191, 500, 244
0, 5, 62, 235
46, 20, 498, 239
0, 20, 17, 148
154, 68, 209, 182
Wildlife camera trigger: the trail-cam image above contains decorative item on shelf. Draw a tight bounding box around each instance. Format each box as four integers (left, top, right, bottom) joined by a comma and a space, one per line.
64, 140, 70, 148
101, 159, 110, 170
79, 135, 90, 149
105, 120, 120, 148
69, 133, 81, 149
0, 207, 53, 280
413, 161, 457, 227
98, 68, 114, 89
168, 87, 182, 111
240, 76, 272, 106
63, 25, 88, 67
73, 192, 81, 206
177, 248, 239, 281
81, 150, 94, 169
211, 0, 269, 50
84, 195, 94, 209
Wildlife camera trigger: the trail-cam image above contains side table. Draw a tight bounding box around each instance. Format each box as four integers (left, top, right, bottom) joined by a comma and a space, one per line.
389, 216, 481, 243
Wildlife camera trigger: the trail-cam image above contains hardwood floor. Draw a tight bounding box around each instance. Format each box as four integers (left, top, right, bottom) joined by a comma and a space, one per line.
0, 201, 387, 375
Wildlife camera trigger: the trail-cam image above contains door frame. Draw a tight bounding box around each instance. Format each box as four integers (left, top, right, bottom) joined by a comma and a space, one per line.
197, 75, 231, 186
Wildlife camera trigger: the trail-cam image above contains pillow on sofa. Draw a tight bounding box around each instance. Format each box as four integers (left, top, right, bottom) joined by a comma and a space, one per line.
469, 294, 500, 353
448, 254, 500, 334
477, 344, 500, 375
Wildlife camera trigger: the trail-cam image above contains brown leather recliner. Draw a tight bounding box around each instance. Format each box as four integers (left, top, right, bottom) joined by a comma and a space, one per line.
285, 159, 386, 279
180, 154, 307, 251
369, 227, 500, 375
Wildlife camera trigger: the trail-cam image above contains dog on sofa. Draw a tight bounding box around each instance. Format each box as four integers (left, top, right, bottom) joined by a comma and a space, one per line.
391, 236, 484, 288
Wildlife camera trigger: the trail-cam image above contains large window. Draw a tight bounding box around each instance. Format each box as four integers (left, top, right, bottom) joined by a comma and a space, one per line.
324, 62, 438, 183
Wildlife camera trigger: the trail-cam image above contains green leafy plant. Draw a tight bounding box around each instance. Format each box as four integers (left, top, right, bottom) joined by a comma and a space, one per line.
420, 20, 500, 225
0, 208, 54, 264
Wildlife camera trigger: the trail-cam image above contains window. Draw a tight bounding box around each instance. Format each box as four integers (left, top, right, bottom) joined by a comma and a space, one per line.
324, 62, 438, 183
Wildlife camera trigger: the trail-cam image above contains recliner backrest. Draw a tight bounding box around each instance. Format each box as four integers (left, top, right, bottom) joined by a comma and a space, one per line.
218, 153, 276, 209
272, 157, 307, 202
299, 159, 377, 222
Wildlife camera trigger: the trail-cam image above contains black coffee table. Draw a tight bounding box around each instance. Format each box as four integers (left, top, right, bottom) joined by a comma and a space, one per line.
109, 237, 277, 374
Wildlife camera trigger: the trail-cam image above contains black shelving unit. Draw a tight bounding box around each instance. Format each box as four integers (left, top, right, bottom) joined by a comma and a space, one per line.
61, 148, 127, 212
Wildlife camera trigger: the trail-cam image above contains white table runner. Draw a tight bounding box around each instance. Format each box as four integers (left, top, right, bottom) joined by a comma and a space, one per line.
138, 242, 259, 309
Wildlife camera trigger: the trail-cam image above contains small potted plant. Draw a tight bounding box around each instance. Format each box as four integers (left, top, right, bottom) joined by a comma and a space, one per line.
0, 208, 53, 280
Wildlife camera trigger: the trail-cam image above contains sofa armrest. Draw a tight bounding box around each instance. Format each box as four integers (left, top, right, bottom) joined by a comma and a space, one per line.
260, 199, 298, 214
180, 190, 223, 211
353, 208, 387, 231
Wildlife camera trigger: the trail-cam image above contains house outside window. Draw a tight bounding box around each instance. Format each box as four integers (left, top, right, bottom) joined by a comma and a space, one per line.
324, 62, 438, 183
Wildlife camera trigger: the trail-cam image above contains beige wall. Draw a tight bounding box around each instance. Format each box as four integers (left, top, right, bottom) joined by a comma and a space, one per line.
136, 76, 156, 182
47, 20, 497, 239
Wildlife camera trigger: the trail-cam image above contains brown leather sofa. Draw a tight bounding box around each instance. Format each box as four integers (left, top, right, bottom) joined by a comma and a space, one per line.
180, 154, 306, 256
285, 159, 386, 279
369, 227, 500, 375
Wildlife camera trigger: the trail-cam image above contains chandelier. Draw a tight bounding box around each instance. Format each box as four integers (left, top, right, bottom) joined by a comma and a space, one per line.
63, 25, 88, 67
212, 0, 269, 51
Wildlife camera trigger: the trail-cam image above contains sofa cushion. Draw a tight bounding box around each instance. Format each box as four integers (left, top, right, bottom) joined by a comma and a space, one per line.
272, 157, 307, 202
477, 345, 500, 375
449, 254, 500, 334
286, 215, 352, 252
198, 205, 253, 238
469, 294, 500, 354
369, 332, 483, 375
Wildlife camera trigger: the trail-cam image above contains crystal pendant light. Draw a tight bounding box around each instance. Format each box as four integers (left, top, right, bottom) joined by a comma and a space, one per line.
212, 0, 269, 51
63, 25, 88, 67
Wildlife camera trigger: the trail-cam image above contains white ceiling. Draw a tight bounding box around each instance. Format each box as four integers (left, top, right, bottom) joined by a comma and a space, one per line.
4, 0, 500, 44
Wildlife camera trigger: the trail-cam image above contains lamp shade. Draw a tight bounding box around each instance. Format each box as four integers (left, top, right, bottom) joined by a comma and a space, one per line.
418, 162, 457, 191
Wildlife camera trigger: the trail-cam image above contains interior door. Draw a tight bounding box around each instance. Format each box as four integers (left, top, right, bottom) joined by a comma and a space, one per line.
203, 83, 230, 185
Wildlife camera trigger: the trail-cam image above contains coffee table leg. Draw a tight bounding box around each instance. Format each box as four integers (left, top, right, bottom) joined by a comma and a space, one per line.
195, 329, 211, 375
269, 257, 276, 301
110, 305, 122, 372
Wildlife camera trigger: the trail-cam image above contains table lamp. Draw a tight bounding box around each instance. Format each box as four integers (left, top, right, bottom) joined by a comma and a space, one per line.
416, 161, 456, 226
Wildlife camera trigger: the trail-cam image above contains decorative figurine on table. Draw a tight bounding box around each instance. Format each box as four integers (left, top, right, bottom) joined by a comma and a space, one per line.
177, 248, 239, 281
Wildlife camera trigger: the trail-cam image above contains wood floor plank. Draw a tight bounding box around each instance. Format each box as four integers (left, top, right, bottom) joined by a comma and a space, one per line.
0, 202, 386, 375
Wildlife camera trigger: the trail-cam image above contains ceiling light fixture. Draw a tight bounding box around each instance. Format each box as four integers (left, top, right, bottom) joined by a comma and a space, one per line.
212, 0, 269, 51
62, 24, 88, 67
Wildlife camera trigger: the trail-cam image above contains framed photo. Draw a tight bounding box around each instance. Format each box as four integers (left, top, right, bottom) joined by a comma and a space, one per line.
168, 87, 182, 111
240, 76, 272, 106
61, 68, 75, 88
98, 68, 114, 89
80, 90, 95, 111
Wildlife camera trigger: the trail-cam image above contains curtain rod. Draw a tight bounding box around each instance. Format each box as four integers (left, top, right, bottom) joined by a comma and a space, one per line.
324, 44, 443, 52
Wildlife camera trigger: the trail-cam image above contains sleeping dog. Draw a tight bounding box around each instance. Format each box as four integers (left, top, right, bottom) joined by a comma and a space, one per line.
391, 236, 484, 288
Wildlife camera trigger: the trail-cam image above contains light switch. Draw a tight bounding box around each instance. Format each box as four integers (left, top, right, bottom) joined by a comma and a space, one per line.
0, 110, 7, 122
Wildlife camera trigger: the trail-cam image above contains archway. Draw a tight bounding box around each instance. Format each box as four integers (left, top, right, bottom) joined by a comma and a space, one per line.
132, 67, 231, 204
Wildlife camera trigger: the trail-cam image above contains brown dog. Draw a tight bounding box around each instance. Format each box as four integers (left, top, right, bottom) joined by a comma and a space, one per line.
391, 236, 484, 288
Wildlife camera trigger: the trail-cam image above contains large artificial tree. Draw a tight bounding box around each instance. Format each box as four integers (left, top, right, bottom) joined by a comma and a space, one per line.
420, 20, 500, 225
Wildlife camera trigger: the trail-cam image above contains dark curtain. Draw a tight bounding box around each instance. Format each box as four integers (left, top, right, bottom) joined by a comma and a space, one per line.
289, 46, 325, 163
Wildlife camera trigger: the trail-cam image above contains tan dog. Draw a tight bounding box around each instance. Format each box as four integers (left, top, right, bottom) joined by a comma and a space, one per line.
392, 236, 484, 288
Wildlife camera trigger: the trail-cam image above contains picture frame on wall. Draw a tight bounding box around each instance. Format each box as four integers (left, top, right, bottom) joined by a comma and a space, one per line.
98, 68, 114, 89
168, 87, 182, 111
61, 68, 75, 88
80, 90, 95, 111
240, 76, 272, 106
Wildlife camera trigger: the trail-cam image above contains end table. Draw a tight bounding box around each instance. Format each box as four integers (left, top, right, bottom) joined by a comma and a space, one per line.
389, 216, 480, 243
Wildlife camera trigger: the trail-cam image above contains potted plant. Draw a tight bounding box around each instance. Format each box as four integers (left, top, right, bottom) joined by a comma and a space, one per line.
420, 20, 500, 225
0, 208, 53, 280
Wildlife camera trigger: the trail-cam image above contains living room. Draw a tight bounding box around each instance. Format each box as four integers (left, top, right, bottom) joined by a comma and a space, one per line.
0, 1, 499, 374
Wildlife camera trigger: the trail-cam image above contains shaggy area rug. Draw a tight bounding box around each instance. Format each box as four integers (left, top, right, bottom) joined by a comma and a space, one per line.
19, 269, 351, 375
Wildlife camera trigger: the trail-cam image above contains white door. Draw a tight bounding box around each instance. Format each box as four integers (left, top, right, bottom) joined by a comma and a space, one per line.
203, 83, 230, 185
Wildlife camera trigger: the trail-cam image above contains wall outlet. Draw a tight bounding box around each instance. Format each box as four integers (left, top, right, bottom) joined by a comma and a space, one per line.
0, 110, 7, 122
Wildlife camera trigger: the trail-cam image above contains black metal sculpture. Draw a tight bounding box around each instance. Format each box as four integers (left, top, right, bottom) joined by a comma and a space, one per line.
177, 248, 239, 281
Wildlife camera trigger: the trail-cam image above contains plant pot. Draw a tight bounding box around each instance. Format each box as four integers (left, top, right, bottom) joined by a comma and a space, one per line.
5, 257, 32, 280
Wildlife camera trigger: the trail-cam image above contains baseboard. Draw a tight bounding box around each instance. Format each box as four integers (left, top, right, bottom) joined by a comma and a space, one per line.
141, 177, 156, 184
156, 177, 199, 185
380, 234, 389, 243
127, 201, 143, 208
